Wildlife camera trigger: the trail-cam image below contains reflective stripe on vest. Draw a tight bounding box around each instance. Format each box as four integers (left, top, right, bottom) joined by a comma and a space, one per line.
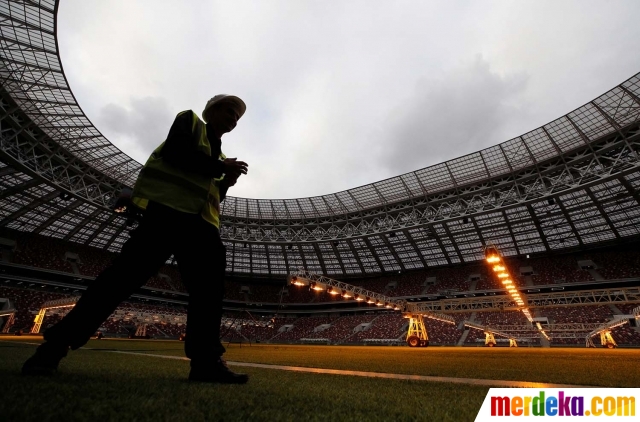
131, 111, 225, 228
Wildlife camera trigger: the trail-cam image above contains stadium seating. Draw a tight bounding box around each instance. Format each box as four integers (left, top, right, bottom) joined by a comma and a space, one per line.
0, 285, 68, 332
303, 314, 378, 342
584, 250, 640, 280
474, 311, 530, 326
540, 305, 612, 324
475, 258, 525, 290
530, 256, 592, 285
270, 316, 333, 342
221, 317, 289, 342
11, 233, 74, 273
425, 314, 470, 345
616, 304, 639, 315
610, 324, 640, 346
4, 229, 640, 306
100, 318, 134, 336
239, 283, 282, 303
2, 283, 639, 346
391, 271, 428, 296
145, 275, 175, 292
347, 313, 407, 343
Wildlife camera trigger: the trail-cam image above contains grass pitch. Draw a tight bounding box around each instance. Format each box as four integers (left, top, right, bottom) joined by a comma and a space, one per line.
1, 337, 638, 422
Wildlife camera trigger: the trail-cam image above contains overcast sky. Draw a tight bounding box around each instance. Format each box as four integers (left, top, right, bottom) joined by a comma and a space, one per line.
58, 0, 640, 199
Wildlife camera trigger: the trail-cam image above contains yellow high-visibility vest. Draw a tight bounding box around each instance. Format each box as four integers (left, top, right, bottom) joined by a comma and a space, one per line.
131, 111, 226, 228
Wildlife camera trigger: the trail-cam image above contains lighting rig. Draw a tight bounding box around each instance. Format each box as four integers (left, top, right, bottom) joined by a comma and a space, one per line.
30, 296, 80, 334
0, 297, 16, 333
0, 309, 16, 334
463, 320, 519, 347
483, 245, 532, 318
288, 270, 455, 347
483, 245, 556, 343
585, 318, 632, 349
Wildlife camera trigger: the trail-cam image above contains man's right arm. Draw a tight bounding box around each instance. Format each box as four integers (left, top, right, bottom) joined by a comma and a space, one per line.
160, 111, 226, 179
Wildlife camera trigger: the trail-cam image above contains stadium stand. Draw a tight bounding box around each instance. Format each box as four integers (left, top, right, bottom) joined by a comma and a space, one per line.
611, 324, 640, 346
0, 285, 68, 332
270, 316, 334, 342
474, 311, 531, 326
0, 2, 639, 362
221, 317, 288, 342
347, 313, 407, 343
145, 275, 175, 292
10, 232, 75, 274
584, 250, 640, 280
3, 228, 640, 307
391, 271, 429, 296
304, 314, 378, 343
530, 256, 593, 285
247, 283, 286, 303
540, 305, 612, 324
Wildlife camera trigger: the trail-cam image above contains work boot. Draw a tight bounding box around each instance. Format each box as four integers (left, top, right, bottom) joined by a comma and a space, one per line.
188, 357, 249, 384
21, 341, 69, 376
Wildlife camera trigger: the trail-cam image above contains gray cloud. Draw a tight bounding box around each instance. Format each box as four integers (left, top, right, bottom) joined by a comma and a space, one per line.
383, 57, 529, 175
56, 0, 640, 199
95, 97, 174, 162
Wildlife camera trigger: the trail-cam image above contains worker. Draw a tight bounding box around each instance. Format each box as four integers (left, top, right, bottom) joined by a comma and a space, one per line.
22, 95, 250, 384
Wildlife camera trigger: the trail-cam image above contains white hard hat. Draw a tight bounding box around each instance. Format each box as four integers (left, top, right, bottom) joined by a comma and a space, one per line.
202, 94, 246, 122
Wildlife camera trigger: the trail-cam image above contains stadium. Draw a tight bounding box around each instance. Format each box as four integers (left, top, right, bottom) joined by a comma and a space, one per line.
0, 0, 639, 420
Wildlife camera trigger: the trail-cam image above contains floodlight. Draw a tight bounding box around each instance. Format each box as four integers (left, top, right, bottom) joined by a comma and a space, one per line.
485, 246, 500, 263
493, 265, 505, 272
502, 279, 513, 285
309, 282, 325, 291
341, 290, 352, 299
497, 272, 509, 278
366, 297, 375, 304
354, 294, 364, 301
326, 287, 339, 295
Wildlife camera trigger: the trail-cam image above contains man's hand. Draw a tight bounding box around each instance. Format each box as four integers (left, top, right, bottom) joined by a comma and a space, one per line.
224, 173, 240, 187
223, 158, 248, 180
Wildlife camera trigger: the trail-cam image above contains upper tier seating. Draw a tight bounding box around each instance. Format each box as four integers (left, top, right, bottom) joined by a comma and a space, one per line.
1, 229, 638, 306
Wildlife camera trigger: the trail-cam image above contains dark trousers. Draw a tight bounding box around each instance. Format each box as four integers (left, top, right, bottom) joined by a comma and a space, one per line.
44, 202, 227, 363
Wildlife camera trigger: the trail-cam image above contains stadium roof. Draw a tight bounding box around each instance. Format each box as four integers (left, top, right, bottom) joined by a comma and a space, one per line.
1, 0, 640, 277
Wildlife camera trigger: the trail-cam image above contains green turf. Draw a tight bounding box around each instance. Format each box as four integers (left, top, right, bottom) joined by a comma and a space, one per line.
56, 338, 640, 387
2, 337, 639, 422
0, 340, 486, 422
